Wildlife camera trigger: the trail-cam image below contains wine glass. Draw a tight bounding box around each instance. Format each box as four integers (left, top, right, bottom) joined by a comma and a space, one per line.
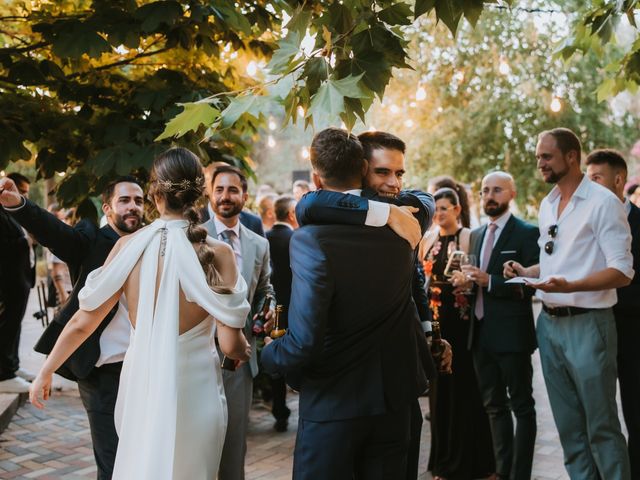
459, 254, 477, 293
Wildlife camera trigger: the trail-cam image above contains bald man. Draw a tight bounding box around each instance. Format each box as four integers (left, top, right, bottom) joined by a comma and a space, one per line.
463, 172, 539, 480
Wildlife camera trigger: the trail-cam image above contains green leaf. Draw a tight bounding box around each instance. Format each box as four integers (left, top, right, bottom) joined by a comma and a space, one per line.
462, 0, 484, 28
286, 5, 312, 39
596, 78, 616, 102
134, 1, 183, 32
266, 32, 301, 74
435, 0, 464, 36
52, 24, 112, 59
308, 80, 346, 124
220, 95, 270, 129
378, 3, 414, 26
212, 3, 253, 36
302, 57, 330, 95
332, 73, 368, 98
415, 0, 437, 19
156, 102, 220, 140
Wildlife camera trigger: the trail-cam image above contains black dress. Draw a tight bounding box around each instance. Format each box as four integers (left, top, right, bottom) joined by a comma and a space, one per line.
425, 230, 495, 479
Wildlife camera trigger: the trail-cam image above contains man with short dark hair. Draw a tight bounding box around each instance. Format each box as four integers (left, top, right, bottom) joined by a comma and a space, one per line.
505, 128, 633, 479
586, 149, 640, 479
200, 163, 265, 236
0, 173, 34, 393
292, 179, 311, 201
265, 195, 297, 432
203, 165, 275, 480
0, 174, 144, 480
262, 128, 432, 479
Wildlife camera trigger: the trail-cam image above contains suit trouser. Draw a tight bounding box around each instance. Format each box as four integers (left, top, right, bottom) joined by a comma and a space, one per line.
293, 403, 412, 480
472, 342, 536, 480
615, 313, 640, 480
270, 374, 291, 421
0, 285, 30, 380
537, 308, 630, 480
405, 398, 423, 480
77, 362, 121, 480
218, 363, 253, 480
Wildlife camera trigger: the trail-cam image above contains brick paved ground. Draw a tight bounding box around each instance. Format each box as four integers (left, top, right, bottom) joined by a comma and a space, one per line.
1, 290, 628, 479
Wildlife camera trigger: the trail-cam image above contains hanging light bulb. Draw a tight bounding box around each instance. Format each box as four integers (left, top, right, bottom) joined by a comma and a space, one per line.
268, 118, 277, 131
404, 119, 414, 128
550, 97, 562, 113
267, 136, 276, 148
301, 146, 310, 159
390, 104, 400, 114
297, 106, 305, 118
415, 86, 427, 101
498, 58, 510, 75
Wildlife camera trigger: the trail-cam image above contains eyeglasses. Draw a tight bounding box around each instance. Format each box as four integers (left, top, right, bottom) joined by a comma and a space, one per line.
544, 224, 558, 255
479, 187, 506, 197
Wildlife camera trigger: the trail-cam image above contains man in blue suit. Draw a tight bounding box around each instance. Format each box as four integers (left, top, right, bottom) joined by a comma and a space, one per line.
586, 149, 640, 479
261, 128, 431, 479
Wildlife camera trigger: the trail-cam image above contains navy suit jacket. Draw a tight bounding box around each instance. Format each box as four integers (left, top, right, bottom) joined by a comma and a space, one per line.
9, 199, 120, 380
266, 224, 294, 327
0, 206, 33, 295
261, 223, 420, 421
615, 202, 640, 316
468, 215, 539, 353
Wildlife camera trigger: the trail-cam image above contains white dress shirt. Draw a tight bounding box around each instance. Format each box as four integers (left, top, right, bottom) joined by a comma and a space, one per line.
344, 189, 390, 226
479, 211, 511, 291
96, 296, 131, 367
537, 175, 633, 308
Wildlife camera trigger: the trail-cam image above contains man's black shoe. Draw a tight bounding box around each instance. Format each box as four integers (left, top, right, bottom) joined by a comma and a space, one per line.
274, 418, 288, 432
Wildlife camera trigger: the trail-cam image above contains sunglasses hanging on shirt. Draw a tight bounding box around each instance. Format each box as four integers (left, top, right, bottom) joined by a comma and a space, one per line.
544, 224, 558, 255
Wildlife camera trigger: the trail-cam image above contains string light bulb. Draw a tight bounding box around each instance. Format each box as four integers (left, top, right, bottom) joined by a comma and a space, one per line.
267, 136, 276, 148
550, 97, 562, 113
415, 86, 427, 101
246, 61, 258, 77
268, 118, 277, 131
498, 58, 510, 75
301, 147, 310, 159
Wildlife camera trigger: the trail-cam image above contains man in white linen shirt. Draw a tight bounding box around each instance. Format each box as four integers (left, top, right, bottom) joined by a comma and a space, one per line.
505, 128, 633, 480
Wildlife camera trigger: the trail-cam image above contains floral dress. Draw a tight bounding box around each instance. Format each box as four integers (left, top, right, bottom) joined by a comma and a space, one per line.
424, 230, 495, 480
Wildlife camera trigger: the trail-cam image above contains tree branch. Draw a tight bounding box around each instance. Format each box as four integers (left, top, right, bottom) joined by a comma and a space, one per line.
0, 41, 50, 54
67, 46, 172, 79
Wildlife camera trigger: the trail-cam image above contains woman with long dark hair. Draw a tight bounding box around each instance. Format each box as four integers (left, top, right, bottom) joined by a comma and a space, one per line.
30, 147, 251, 479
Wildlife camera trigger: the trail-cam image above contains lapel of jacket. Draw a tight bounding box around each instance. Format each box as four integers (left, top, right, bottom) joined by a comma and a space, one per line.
487, 215, 516, 273
239, 223, 257, 289
472, 225, 486, 259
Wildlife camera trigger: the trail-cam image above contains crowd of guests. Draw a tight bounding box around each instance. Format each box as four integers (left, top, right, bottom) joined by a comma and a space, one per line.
0, 124, 638, 480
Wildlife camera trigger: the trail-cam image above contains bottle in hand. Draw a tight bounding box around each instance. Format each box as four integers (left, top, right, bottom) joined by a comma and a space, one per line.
430, 320, 450, 374
252, 294, 273, 337
270, 305, 286, 339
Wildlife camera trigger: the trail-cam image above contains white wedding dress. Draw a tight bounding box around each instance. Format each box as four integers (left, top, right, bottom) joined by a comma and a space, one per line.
78, 219, 250, 479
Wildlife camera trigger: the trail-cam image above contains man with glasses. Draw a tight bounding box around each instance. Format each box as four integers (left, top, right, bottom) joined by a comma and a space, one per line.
505, 128, 633, 480
463, 172, 539, 480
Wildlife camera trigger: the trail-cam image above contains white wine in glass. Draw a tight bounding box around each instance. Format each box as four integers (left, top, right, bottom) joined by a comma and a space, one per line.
459, 254, 477, 293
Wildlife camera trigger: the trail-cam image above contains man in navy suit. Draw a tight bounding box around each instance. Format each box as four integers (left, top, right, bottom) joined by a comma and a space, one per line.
265, 195, 297, 432
463, 172, 539, 480
586, 150, 640, 479
261, 128, 430, 479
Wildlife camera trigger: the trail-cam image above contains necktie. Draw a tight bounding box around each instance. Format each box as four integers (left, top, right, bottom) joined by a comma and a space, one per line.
474, 223, 497, 320
219, 229, 239, 266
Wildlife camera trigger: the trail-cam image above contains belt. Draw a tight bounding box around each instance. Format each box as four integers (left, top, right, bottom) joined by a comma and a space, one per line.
542, 304, 593, 317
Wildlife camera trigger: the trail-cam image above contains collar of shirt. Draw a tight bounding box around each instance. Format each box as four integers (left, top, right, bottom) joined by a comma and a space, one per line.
546, 174, 589, 208
344, 188, 362, 196
488, 210, 511, 234
207, 202, 214, 219
624, 197, 632, 215
273, 222, 294, 230
213, 215, 241, 238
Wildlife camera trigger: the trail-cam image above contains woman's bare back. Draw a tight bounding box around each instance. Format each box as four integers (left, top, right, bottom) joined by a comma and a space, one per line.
120, 234, 239, 335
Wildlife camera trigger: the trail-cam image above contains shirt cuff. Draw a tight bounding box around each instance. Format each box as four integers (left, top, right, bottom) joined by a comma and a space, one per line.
364, 201, 390, 227
3, 197, 26, 211
421, 320, 432, 334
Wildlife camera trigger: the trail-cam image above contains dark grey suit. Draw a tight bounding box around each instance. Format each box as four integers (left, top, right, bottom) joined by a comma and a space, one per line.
203, 219, 274, 480
469, 214, 539, 480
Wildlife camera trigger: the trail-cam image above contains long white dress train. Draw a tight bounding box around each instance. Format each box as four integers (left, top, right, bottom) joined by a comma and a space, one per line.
78, 219, 250, 479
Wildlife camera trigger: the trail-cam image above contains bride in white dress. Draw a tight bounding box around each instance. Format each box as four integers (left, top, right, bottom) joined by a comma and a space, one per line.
30, 148, 252, 479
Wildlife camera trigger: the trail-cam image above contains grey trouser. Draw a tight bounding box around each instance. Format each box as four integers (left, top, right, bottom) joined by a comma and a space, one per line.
537, 308, 630, 480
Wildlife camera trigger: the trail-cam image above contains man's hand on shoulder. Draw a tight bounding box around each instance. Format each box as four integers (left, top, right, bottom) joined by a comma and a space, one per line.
387, 205, 421, 249
0, 178, 25, 208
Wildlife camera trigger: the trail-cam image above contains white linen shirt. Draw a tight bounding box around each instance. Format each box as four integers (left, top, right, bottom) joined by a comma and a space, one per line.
537, 175, 633, 308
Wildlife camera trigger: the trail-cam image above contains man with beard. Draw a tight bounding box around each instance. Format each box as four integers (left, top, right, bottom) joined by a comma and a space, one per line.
293, 130, 439, 480
504, 128, 633, 480
0, 175, 144, 480
461, 172, 539, 480
203, 165, 275, 480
